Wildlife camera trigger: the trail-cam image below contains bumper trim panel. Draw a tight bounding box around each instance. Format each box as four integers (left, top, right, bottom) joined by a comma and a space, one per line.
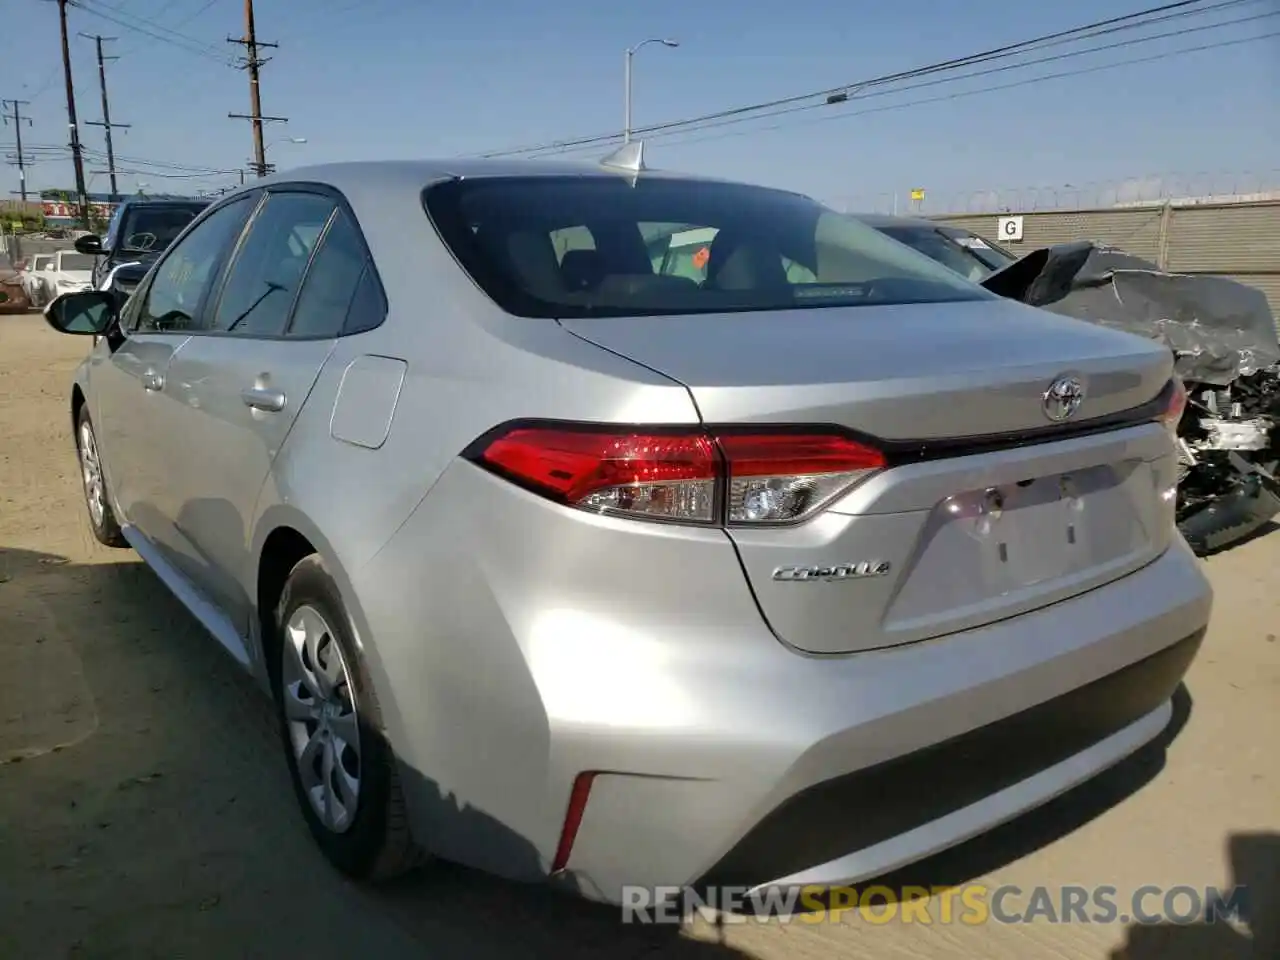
700, 629, 1204, 892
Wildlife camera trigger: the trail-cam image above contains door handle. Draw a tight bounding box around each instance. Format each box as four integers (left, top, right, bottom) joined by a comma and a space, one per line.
241, 387, 286, 413
142, 371, 165, 392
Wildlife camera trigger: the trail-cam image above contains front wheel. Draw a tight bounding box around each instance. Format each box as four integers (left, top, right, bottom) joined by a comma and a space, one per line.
274, 555, 421, 880
75, 407, 127, 547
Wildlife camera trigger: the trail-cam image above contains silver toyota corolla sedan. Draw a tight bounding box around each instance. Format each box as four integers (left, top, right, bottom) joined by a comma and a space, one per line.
42, 151, 1211, 905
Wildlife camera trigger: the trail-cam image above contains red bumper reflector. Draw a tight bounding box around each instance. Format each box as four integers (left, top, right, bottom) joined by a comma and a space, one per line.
551, 772, 596, 874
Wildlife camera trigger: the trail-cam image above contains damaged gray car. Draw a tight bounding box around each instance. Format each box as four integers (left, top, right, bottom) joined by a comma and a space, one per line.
978, 241, 1280, 555
853, 217, 1280, 555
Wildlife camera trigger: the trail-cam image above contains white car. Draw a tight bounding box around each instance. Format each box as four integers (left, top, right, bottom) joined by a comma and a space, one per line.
44, 250, 97, 298
21, 254, 55, 307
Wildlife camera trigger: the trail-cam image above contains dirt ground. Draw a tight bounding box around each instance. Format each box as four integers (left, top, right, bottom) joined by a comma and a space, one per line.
0, 313, 1275, 960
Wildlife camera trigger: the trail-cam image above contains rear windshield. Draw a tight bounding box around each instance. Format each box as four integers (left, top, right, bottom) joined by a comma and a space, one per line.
119, 204, 208, 254
423, 176, 994, 319
939, 227, 1018, 270
58, 253, 96, 272
878, 225, 1002, 283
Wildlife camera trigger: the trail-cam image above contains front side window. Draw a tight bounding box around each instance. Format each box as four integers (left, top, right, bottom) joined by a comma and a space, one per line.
134, 196, 256, 333
423, 176, 992, 319
210, 192, 337, 337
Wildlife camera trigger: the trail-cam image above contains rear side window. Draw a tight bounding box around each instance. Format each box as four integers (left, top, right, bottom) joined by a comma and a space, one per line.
210, 192, 336, 336
423, 176, 991, 319
341, 265, 387, 336
288, 207, 380, 338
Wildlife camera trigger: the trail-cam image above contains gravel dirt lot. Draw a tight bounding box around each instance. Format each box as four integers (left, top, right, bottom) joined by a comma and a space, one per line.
1, 313, 1275, 959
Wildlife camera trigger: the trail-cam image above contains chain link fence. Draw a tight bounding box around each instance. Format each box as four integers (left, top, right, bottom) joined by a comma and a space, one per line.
837, 170, 1280, 217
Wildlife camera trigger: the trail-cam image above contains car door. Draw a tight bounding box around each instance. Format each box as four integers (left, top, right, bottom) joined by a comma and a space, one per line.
159, 187, 369, 634
91, 194, 260, 558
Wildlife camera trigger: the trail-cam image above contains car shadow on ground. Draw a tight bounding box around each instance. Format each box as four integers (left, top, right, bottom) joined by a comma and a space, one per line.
0, 546, 760, 959
1108, 832, 1277, 959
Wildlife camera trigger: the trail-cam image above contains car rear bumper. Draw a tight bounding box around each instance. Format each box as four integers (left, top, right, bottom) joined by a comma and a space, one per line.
350, 463, 1212, 905
699, 630, 1198, 895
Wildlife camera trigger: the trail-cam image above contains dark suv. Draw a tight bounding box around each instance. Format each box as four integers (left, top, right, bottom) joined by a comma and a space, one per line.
75, 197, 211, 300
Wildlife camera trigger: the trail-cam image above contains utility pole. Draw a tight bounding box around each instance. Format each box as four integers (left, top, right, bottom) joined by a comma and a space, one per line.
1, 99, 33, 201
227, 0, 285, 178
55, 0, 91, 228
81, 34, 130, 203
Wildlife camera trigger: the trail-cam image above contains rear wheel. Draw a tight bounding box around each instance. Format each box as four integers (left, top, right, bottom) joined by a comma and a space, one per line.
75, 407, 127, 547
274, 555, 420, 880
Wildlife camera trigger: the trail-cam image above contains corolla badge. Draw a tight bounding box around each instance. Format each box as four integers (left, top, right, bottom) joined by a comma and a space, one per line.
772, 561, 892, 582
1042, 375, 1086, 422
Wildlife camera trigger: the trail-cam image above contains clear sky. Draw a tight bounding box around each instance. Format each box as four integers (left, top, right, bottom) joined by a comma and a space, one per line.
3, 0, 1278, 212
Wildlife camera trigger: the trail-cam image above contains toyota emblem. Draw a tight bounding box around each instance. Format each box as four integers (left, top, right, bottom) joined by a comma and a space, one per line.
1042, 375, 1085, 422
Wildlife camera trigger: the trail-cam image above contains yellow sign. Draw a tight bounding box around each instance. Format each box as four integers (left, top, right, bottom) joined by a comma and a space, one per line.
910, 188, 926, 202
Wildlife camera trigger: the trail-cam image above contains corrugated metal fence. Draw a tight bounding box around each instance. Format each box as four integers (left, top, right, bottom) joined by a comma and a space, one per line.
932, 200, 1280, 318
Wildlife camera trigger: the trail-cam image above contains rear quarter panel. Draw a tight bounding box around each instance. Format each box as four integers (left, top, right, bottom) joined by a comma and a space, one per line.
246, 173, 701, 671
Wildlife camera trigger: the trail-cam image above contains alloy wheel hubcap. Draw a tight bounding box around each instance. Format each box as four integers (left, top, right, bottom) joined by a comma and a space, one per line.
281, 604, 362, 833
79, 421, 105, 527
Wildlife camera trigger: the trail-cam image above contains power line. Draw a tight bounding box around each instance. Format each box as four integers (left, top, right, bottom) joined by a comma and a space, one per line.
227, 0, 285, 177
171, 0, 222, 29
21, 65, 62, 104
1, 100, 34, 200
146, 0, 183, 20
90, 166, 236, 179
531, 7, 1280, 159
112, 0, 224, 58
0, 141, 244, 179
84, 148, 236, 174
474, 0, 1256, 158
571, 29, 1280, 159
79, 33, 131, 201
73, 0, 235, 64
4, 142, 243, 176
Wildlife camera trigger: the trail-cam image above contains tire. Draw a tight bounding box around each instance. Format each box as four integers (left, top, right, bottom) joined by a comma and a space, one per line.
274, 554, 420, 880
74, 407, 128, 548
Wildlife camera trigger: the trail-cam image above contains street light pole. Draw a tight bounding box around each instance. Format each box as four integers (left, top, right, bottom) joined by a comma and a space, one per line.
261, 135, 306, 175
623, 38, 678, 144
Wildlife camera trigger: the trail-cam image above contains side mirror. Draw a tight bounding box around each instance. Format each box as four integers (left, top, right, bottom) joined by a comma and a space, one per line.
44, 290, 117, 336
74, 234, 104, 255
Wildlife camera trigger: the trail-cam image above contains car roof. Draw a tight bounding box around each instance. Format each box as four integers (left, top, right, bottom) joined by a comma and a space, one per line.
228, 158, 795, 201
849, 212, 957, 231
119, 197, 209, 208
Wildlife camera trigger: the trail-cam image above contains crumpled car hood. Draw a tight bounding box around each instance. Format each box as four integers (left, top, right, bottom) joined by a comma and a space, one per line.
982, 240, 1280, 386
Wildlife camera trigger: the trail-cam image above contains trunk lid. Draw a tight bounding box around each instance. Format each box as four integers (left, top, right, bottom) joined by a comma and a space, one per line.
563, 299, 1179, 655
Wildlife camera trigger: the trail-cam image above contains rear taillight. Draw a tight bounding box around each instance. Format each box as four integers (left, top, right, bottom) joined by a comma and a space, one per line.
718, 433, 886, 524
471, 424, 885, 525
1157, 378, 1187, 437
476, 427, 718, 522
